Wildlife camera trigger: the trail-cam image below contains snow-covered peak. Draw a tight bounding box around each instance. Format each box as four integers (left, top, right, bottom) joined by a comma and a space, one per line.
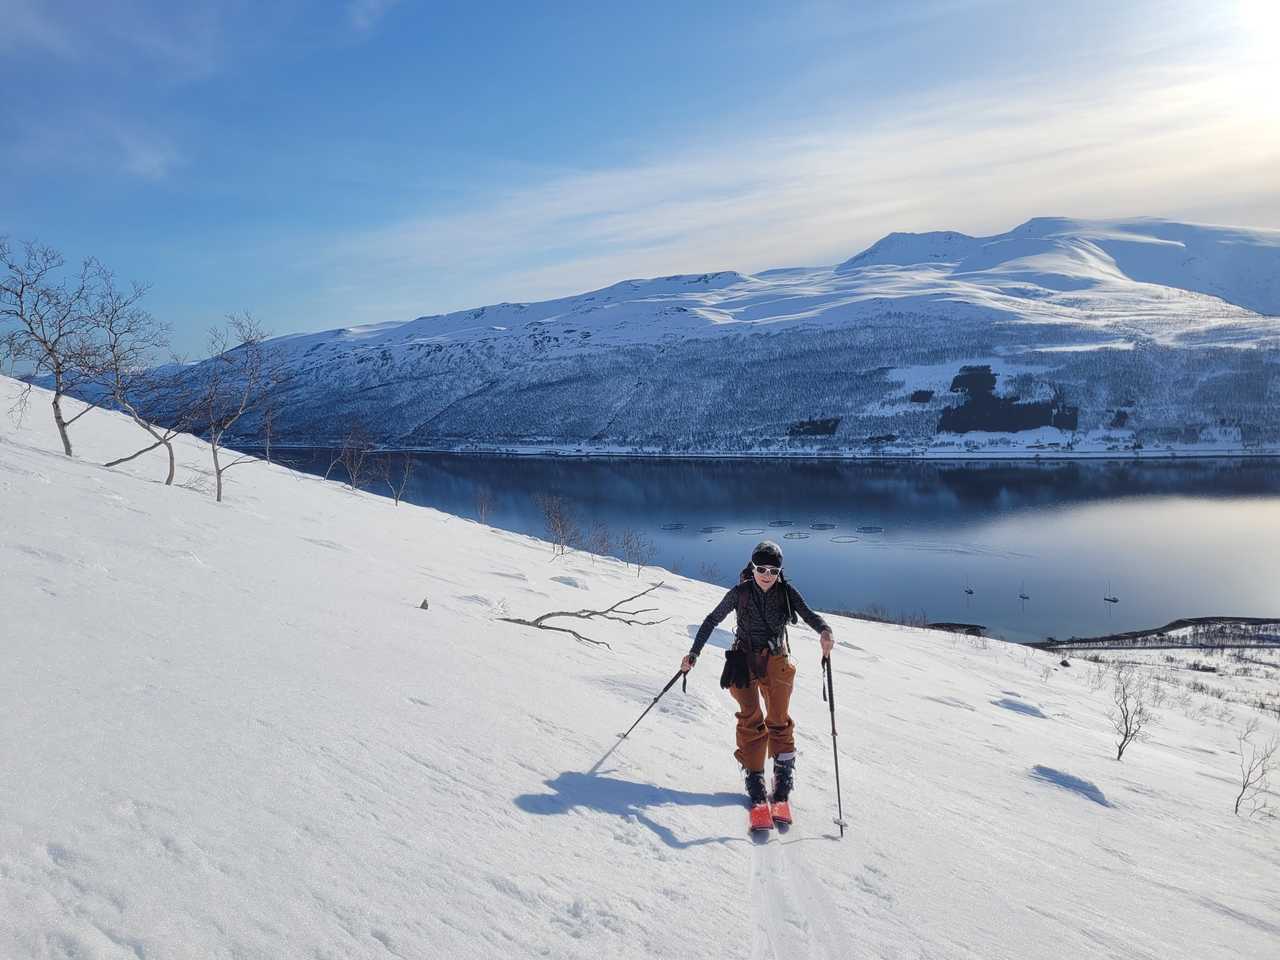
836, 230, 981, 270
834, 217, 1280, 315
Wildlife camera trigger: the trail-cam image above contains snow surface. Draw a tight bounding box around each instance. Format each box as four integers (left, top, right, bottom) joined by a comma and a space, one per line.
2, 375, 1279, 959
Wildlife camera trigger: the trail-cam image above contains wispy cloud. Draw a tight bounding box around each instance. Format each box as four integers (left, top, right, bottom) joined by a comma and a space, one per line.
326, 57, 1280, 321
0, 0, 77, 58
110, 124, 183, 180
3, 113, 182, 181
347, 0, 400, 34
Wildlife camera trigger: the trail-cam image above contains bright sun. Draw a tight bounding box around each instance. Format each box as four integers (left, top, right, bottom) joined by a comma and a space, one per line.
1231, 0, 1280, 118
1235, 0, 1280, 50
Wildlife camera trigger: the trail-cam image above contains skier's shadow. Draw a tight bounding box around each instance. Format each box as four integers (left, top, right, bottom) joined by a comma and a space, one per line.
514, 771, 744, 849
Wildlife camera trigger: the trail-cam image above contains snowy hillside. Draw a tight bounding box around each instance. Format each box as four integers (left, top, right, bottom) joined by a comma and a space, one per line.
159, 217, 1280, 458
3, 375, 1278, 959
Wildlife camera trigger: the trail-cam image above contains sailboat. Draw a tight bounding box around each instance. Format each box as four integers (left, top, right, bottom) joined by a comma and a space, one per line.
963, 574, 974, 596
1104, 581, 1119, 604
1018, 580, 1030, 602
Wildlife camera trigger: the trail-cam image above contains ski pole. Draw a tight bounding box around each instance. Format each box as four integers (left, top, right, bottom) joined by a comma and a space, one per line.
616, 669, 687, 742
821, 655, 849, 837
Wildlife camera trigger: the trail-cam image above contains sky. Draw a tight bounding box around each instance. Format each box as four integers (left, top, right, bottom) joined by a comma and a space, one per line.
2, 0, 1278, 358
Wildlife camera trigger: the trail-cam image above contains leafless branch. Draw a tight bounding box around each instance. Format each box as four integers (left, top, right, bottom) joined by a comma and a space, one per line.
497, 582, 669, 648
474, 484, 494, 523
189, 312, 283, 501
1235, 717, 1278, 816
533, 491, 581, 558
1, 237, 102, 456
377, 452, 414, 505
1109, 663, 1156, 760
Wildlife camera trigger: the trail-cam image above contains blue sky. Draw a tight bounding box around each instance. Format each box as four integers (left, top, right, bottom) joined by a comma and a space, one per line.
2, 0, 1278, 356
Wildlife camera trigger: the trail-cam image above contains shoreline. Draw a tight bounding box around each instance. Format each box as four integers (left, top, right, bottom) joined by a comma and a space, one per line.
233, 442, 1280, 463
1028, 616, 1280, 650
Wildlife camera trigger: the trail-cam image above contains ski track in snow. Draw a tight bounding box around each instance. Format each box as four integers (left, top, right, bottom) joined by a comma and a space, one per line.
750, 829, 850, 960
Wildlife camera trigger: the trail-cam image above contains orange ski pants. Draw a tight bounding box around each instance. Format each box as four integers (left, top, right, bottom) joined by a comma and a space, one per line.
728, 652, 797, 772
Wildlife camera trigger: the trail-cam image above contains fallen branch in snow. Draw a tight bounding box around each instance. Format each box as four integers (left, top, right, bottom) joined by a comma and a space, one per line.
497, 581, 668, 649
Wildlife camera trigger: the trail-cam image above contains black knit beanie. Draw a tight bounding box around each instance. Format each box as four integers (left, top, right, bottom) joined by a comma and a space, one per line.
751, 540, 783, 567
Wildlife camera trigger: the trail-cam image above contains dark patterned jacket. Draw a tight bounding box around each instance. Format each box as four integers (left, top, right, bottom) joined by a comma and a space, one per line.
690, 576, 829, 658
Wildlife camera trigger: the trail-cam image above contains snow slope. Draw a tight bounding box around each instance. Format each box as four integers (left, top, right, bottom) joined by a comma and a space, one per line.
147, 217, 1280, 458
2, 375, 1278, 959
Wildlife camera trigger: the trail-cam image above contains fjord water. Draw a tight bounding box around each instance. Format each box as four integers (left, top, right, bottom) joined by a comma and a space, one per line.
283, 453, 1280, 643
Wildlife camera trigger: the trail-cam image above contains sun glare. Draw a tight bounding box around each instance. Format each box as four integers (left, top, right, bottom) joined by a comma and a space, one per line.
1228, 0, 1280, 120
1235, 0, 1280, 55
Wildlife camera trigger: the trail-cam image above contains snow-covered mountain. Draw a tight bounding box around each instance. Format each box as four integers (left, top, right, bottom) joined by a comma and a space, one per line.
200, 217, 1280, 456
3, 375, 1279, 958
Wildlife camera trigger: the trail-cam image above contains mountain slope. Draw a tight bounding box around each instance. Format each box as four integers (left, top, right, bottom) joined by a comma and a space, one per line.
153, 217, 1280, 458
3, 375, 1278, 959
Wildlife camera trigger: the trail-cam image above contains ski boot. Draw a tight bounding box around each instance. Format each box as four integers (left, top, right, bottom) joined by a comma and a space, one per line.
770, 755, 795, 825
746, 770, 773, 832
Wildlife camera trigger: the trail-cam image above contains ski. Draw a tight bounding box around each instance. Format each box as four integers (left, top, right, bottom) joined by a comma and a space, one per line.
770, 799, 792, 825
749, 801, 774, 832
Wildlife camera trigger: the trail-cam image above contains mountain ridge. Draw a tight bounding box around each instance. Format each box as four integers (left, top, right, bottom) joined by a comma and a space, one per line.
151, 217, 1280, 457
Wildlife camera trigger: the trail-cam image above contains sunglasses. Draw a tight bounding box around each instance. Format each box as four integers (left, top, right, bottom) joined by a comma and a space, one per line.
752, 563, 781, 576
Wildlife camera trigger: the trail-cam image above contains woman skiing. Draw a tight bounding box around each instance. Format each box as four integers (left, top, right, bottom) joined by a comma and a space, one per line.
680, 540, 833, 827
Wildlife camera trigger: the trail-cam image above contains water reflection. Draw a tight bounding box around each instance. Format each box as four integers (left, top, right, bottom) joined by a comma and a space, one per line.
272, 452, 1280, 643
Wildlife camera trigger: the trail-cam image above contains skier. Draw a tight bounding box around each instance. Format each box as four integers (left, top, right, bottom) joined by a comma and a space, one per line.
680, 540, 834, 829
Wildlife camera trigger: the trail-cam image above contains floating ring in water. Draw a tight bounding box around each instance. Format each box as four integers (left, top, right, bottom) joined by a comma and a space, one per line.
810, 522, 836, 530
857, 525, 884, 534
831, 535, 860, 544
699, 525, 726, 533
783, 531, 810, 540
660, 522, 685, 531
768, 520, 794, 527
738, 528, 766, 535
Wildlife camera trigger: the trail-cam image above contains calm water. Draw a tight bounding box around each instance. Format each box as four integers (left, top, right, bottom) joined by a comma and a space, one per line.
273, 452, 1280, 643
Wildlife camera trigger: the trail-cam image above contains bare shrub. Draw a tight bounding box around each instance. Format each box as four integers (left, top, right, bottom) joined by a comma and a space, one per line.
84, 277, 190, 485
696, 561, 722, 584
1, 238, 103, 455
1088, 660, 1109, 692
1109, 663, 1155, 761
377, 453, 414, 505
474, 485, 494, 523
325, 421, 376, 490
533, 492, 581, 558
176, 470, 212, 495
584, 519, 611, 563
619, 527, 656, 577
1149, 676, 1170, 708
190, 313, 283, 502
1235, 718, 1278, 817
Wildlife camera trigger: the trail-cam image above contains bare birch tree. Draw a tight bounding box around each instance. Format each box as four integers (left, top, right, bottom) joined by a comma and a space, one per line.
474, 485, 494, 523
584, 518, 611, 563
193, 313, 276, 503
81, 271, 192, 485
377, 452, 414, 505
619, 526, 656, 577
1, 238, 101, 455
1109, 663, 1155, 761
325, 421, 376, 489
1235, 717, 1278, 816
533, 492, 580, 558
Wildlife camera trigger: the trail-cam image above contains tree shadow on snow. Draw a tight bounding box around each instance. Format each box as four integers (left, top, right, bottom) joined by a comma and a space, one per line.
1030, 766, 1111, 807
514, 771, 745, 849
